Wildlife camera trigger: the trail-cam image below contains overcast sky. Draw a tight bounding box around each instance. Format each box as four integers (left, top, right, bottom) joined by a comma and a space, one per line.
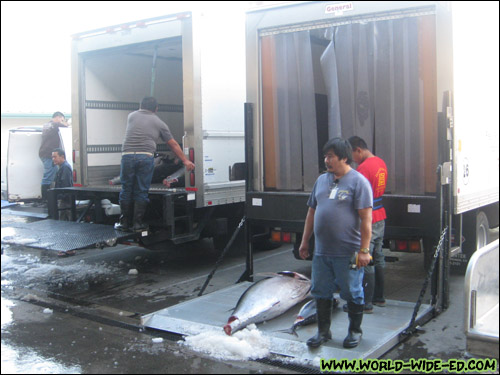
0, 1, 251, 114
1, 1, 499, 120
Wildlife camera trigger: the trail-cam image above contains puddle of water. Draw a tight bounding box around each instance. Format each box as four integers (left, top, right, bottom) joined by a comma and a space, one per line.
1, 343, 82, 374
1, 297, 82, 374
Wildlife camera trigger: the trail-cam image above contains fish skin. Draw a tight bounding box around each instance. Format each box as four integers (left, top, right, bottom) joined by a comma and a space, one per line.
223, 271, 311, 335
281, 297, 340, 336
283, 299, 317, 337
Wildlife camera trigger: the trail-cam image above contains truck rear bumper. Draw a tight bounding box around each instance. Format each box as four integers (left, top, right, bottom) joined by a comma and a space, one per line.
246, 191, 441, 240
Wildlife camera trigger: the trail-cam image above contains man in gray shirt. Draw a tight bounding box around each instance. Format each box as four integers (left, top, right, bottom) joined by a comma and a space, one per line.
116, 97, 195, 233
299, 137, 372, 349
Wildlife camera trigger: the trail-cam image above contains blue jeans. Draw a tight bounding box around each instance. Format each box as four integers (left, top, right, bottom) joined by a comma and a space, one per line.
311, 255, 364, 305
119, 154, 154, 203
364, 220, 386, 276
40, 157, 58, 185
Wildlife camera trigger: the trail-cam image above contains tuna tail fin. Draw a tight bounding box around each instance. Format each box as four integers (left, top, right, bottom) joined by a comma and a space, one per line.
277, 326, 299, 337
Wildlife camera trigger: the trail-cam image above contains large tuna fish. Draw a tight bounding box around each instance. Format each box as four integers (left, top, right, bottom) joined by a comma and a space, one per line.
223, 271, 311, 335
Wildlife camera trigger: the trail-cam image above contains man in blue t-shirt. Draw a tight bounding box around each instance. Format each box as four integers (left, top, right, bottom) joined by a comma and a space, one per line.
299, 137, 373, 349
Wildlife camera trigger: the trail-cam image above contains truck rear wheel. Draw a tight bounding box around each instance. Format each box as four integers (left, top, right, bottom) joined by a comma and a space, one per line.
452, 210, 490, 274
475, 211, 489, 250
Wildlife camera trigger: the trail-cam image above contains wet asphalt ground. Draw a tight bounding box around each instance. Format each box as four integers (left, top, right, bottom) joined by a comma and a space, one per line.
1, 208, 498, 374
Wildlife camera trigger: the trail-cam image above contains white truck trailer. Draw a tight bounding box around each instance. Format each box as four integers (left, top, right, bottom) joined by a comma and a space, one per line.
244, 1, 498, 293
133, 2, 500, 363
6, 125, 72, 201
61, 10, 247, 250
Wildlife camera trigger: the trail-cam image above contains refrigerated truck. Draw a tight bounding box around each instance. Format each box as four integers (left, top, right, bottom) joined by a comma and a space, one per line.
244, 1, 498, 296
6, 125, 72, 202
63, 10, 247, 249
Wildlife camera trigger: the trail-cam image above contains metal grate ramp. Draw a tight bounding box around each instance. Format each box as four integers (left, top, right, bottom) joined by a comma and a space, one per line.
1, 219, 135, 251
142, 282, 432, 365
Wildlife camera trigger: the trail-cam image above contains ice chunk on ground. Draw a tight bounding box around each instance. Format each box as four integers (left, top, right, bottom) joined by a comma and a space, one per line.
181, 324, 270, 361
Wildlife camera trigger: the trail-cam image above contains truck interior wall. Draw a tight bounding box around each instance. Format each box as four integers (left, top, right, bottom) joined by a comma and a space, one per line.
82, 38, 184, 185
260, 14, 438, 195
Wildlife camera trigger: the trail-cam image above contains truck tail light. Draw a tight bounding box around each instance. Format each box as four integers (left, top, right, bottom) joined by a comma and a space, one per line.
73, 170, 77, 183
389, 239, 422, 253
396, 240, 408, 251
409, 240, 422, 253
189, 147, 195, 162
190, 172, 195, 186
271, 230, 294, 243
72, 150, 76, 164
271, 231, 281, 242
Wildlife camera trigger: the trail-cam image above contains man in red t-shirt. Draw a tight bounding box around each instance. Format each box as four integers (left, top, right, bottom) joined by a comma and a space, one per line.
349, 136, 388, 313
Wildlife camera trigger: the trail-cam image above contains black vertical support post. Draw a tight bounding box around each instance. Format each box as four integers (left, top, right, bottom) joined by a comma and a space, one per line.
244, 103, 254, 282
71, 193, 77, 221
47, 189, 58, 220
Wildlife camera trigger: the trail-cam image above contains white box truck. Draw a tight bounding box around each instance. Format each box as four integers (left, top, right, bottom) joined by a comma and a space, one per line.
139, 3, 499, 361
7, 125, 72, 201
64, 10, 247, 250
244, 1, 498, 290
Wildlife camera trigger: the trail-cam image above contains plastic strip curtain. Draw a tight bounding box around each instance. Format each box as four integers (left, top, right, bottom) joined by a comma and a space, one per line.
322, 18, 427, 194
263, 31, 319, 191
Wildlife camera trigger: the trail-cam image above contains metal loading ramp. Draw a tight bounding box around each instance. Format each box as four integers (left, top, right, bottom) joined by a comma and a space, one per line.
1, 219, 136, 251
142, 282, 432, 363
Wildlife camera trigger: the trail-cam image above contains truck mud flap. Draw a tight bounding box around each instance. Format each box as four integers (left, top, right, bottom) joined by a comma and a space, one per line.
142, 282, 433, 363
1, 219, 136, 252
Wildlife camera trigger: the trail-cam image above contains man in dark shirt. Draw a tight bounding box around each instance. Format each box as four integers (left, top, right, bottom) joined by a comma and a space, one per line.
52, 148, 73, 221
39, 112, 68, 202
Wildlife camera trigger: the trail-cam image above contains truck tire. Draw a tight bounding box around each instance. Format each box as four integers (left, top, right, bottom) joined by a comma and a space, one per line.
452, 210, 490, 274
475, 211, 489, 250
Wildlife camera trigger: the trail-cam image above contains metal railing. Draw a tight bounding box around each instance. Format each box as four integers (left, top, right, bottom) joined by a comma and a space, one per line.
464, 239, 499, 358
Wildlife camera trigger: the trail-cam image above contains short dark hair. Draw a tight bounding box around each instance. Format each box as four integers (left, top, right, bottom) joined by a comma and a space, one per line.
52, 111, 65, 119
52, 148, 66, 159
348, 136, 368, 151
323, 137, 353, 165
140, 97, 158, 112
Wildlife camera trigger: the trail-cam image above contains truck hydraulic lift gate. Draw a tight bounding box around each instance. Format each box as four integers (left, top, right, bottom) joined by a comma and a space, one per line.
142, 282, 432, 363
141, 231, 450, 365
142, 231, 447, 365
1, 219, 135, 252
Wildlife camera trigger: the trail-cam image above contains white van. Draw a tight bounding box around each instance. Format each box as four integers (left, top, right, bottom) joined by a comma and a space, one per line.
7, 126, 72, 201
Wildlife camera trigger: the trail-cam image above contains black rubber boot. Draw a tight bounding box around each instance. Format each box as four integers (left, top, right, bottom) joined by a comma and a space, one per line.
132, 201, 149, 233
332, 297, 339, 310
373, 265, 386, 305
41, 184, 50, 203
115, 201, 133, 232
306, 299, 332, 348
343, 301, 363, 348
